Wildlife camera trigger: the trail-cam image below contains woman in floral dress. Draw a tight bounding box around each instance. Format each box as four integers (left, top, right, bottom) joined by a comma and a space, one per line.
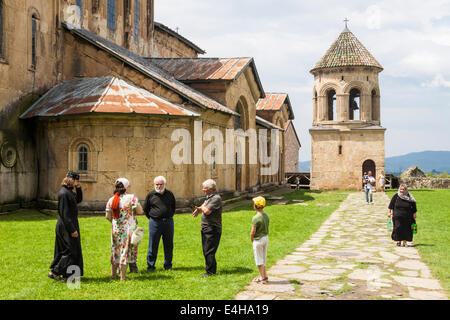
106, 178, 143, 281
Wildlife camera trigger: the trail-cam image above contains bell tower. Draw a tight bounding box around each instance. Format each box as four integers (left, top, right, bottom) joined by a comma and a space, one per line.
309, 22, 386, 190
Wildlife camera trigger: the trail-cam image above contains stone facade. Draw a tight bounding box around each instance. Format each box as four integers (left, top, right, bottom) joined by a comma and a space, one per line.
309, 27, 385, 191
284, 121, 301, 173
152, 22, 204, 58
0, 0, 289, 211
398, 177, 450, 189
309, 128, 385, 190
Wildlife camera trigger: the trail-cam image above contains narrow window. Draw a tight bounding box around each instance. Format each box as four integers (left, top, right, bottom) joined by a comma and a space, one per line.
78, 145, 89, 172
327, 89, 337, 121
338, 145, 342, 155
134, 0, 140, 42
31, 15, 37, 68
371, 89, 378, 121
341, 76, 344, 81
107, 0, 116, 30
349, 88, 360, 120
0, 1, 4, 58
212, 149, 216, 170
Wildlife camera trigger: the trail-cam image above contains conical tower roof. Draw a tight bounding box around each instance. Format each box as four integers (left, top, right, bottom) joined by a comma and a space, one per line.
310, 27, 383, 73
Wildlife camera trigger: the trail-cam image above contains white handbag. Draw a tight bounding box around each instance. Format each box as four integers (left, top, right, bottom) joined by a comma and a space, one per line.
130, 227, 144, 246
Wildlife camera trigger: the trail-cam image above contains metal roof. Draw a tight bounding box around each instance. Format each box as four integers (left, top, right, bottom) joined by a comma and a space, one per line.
20, 77, 200, 119
147, 57, 265, 98
256, 93, 295, 120
62, 22, 238, 117
255, 115, 283, 131
310, 28, 383, 73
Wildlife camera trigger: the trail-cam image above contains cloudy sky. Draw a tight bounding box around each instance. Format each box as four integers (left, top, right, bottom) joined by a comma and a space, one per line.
155, 0, 450, 161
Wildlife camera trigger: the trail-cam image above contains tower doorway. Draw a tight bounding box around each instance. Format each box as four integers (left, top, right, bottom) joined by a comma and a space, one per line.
362, 159, 376, 188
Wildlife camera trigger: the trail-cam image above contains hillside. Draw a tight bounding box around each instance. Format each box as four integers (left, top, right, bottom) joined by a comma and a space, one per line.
298, 151, 450, 175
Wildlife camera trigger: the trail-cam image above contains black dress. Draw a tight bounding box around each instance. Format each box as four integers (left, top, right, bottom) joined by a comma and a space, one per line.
50, 186, 83, 277
388, 193, 417, 242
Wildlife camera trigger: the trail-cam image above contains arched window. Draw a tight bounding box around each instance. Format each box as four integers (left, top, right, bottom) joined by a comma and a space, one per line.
0, 0, 4, 58
234, 103, 243, 130
107, 0, 116, 30
349, 88, 360, 120
31, 13, 38, 68
134, 0, 140, 42
327, 89, 336, 121
78, 145, 89, 172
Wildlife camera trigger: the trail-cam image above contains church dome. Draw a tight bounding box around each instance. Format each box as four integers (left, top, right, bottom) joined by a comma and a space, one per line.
310, 27, 383, 74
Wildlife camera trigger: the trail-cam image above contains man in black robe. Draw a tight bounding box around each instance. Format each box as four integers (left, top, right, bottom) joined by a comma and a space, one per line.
48, 171, 83, 281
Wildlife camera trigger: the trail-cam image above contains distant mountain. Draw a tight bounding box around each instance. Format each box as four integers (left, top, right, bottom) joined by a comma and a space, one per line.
298, 151, 450, 175
385, 151, 450, 175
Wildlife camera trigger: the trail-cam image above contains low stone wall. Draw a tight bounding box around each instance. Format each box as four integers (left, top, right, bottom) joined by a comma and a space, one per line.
398, 177, 450, 189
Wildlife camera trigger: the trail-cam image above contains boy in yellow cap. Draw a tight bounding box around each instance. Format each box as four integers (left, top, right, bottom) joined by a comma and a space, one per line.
250, 196, 270, 284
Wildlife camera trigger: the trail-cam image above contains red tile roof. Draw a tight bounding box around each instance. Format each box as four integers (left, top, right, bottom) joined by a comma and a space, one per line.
256, 93, 294, 120
20, 77, 200, 119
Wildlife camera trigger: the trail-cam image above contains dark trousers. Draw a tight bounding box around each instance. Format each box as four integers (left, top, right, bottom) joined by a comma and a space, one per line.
201, 226, 221, 275
147, 217, 174, 270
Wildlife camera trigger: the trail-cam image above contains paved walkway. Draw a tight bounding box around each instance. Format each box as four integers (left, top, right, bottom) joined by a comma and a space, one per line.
235, 192, 448, 300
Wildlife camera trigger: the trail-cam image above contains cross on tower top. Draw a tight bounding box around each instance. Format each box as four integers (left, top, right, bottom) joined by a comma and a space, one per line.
343, 18, 350, 31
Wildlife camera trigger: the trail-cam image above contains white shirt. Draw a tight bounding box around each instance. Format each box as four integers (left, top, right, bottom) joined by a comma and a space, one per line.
364, 176, 376, 190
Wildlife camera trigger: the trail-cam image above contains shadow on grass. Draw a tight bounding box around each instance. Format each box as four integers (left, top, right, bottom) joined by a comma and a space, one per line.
170, 266, 205, 272
220, 266, 253, 275
226, 190, 329, 213
0, 210, 57, 222
411, 243, 435, 247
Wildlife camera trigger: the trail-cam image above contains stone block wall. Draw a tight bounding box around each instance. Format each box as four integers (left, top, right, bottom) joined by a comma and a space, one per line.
398, 177, 450, 189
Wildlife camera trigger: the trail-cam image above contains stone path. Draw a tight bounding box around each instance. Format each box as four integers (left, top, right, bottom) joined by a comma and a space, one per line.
235, 192, 448, 300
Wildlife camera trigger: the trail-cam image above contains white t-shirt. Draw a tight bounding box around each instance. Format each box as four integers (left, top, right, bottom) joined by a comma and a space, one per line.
364, 176, 376, 190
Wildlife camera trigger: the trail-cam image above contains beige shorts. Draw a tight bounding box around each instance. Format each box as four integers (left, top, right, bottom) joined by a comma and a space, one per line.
253, 235, 269, 266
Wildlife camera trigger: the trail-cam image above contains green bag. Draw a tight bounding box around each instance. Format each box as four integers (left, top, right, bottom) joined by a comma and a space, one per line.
412, 223, 417, 234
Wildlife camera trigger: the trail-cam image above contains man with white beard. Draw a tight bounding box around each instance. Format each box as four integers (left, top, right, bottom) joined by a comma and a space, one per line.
143, 176, 176, 272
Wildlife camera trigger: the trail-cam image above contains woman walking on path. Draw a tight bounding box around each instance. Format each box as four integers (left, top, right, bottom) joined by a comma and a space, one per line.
388, 184, 417, 247
106, 178, 143, 281
48, 171, 83, 282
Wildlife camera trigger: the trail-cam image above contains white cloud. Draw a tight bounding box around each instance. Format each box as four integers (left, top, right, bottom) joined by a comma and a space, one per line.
365, 5, 382, 30
154, 0, 450, 159
421, 74, 450, 88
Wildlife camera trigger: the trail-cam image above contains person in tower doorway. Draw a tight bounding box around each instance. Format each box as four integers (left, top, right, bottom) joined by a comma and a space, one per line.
363, 171, 376, 204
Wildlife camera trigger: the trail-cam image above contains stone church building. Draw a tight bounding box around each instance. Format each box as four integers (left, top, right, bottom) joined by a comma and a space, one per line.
309, 24, 386, 191
0, 0, 301, 211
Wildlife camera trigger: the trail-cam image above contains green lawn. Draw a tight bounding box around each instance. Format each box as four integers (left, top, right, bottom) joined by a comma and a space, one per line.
386, 188, 450, 294
0, 190, 350, 300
